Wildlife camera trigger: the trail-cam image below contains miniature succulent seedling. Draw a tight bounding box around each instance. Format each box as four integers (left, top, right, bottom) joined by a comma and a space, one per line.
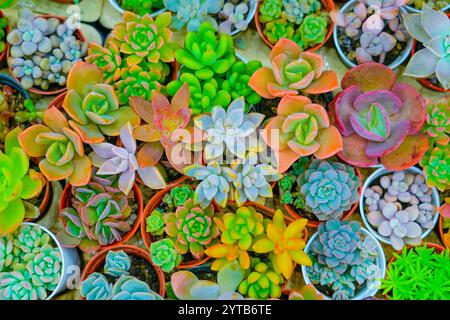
164, 0, 224, 31
219, 2, 250, 34
150, 238, 182, 272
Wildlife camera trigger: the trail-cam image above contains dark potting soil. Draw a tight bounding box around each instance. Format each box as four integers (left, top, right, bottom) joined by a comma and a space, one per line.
337, 27, 407, 66
190, 265, 217, 282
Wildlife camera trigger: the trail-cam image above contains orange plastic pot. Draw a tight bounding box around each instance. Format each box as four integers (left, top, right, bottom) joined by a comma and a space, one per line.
24, 178, 52, 222
80, 244, 166, 299
439, 215, 449, 248
0, 10, 10, 65
60, 182, 144, 252
7, 15, 85, 96
255, 0, 335, 50
282, 164, 363, 228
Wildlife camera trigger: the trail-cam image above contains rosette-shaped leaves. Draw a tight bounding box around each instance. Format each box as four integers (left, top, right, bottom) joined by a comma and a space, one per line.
23, 244, 61, 292
63, 62, 140, 143
297, 160, 360, 221
171, 185, 194, 207
116, 65, 162, 105
249, 38, 339, 99
90, 123, 167, 194
184, 161, 236, 208
18, 107, 92, 186
111, 12, 177, 78
86, 40, 122, 84
298, 14, 328, 48
12, 224, 51, 262
420, 144, 449, 192
104, 250, 131, 277
334, 62, 428, 170
264, 19, 295, 45
194, 98, 264, 162
261, 95, 343, 173
403, 5, 450, 90
163, 198, 220, 259
253, 210, 311, 279
0, 265, 47, 300
259, 0, 282, 24
80, 272, 113, 300
0, 127, 45, 236
150, 238, 182, 272
423, 96, 449, 146
112, 275, 163, 300
175, 22, 236, 81
0, 235, 13, 271
146, 210, 165, 236
311, 219, 363, 274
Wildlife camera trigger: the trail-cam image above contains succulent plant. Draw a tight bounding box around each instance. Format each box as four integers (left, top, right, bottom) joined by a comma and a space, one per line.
408, 0, 449, 10
296, 159, 360, 221
219, 2, 249, 34
331, 2, 367, 38
146, 210, 165, 236
259, 0, 282, 24
0, 235, 13, 271
104, 250, 131, 277
355, 31, 397, 64
297, 14, 328, 49
360, 0, 407, 34
112, 275, 162, 300
282, 0, 312, 24
171, 185, 195, 206
80, 272, 113, 300
119, 0, 165, 16
171, 261, 244, 300
163, 198, 220, 260
422, 96, 450, 147
12, 224, 51, 262
334, 62, 429, 170
420, 144, 449, 192
264, 19, 295, 45
253, 209, 311, 279
0, 265, 47, 300
23, 244, 61, 292
86, 40, 122, 84
261, 95, 343, 173
288, 284, 324, 300
164, 0, 223, 31
0, 127, 45, 236
238, 258, 284, 299
194, 97, 264, 162
249, 38, 339, 99
150, 238, 182, 272
176, 22, 235, 81
62, 61, 140, 144
184, 161, 235, 208
402, 5, 450, 89
90, 122, 167, 194
18, 107, 92, 186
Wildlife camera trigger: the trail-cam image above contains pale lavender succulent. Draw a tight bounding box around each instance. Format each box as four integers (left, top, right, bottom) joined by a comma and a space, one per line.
356, 31, 396, 64
361, 0, 408, 34
331, 2, 367, 38
219, 2, 250, 34
387, 16, 408, 41
90, 123, 167, 195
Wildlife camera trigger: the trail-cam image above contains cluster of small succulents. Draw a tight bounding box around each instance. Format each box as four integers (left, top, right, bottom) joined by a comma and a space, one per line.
407, 0, 449, 10
7, 8, 87, 90
81, 250, 163, 300
0, 15, 7, 54
117, 0, 164, 16
332, 0, 409, 65
365, 170, 437, 250
306, 220, 380, 300
0, 224, 62, 300
259, 0, 330, 49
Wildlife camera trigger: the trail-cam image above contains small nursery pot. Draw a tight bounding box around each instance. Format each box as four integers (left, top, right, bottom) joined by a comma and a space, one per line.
439, 215, 449, 248
7, 15, 86, 96
405, 3, 450, 13
59, 182, 144, 252
229, 0, 258, 36
283, 163, 363, 228
0, 10, 10, 65
23, 222, 81, 300
24, 178, 52, 223
80, 244, 166, 298
301, 228, 387, 300
359, 166, 441, 247
255, 0, 334, 50
108, 0, 166, 17
332, 0, 413, 69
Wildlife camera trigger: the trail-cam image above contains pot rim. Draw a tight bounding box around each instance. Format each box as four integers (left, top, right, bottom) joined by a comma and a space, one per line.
332, 0, 414, 69
108, 0, 166, 17
404, 3, 450, 14
229, 0, 258, 36
301, 227, 387, 300
359, 166, 441, 247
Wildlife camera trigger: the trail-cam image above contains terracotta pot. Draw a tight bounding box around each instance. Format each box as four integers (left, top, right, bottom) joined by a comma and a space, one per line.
282, 162, 363, 228
439, 215, 449, 248
24, 178, 52, 222
384, 242, 446, 300
141, 181, 224, 269
0, 10, 10, 65
7, 15, 86, 96
60, 182, 144, 252
80, 244, 166, 298
410, 31, 450, 93
255, 0, 334, 50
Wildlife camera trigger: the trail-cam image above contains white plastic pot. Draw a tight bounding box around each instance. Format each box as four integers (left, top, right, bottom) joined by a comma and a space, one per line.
301, 228, 387, 300
359, 166, 441, 247
108, 0, 166, 17
229, 0, 257, 36
23, 222, 80, 300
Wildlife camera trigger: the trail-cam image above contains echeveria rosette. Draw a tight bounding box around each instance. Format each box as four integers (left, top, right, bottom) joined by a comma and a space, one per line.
12, 224, 51, 262
112, 275, 163, 300
111, 11, 177, 81
150, 238, 182, 272
420, 144, 449, 192
333, 62, 429, 171
297, 160, 361, 221
146, 210, 165, 236
253, 210, 311, 279
18, 107, 92, 186
0, 265, 47, 300
194, 97, 265, 163
403, 5, 450, 90
0, 127, 45, 236
23, 244, 61, 292
0, 235, 14, 271
86, 40, 122, 84
171, 185, 194, 207
80, 272, 113, 300
116, 65, 162, 105
175, 22, 236, 81
422, 96, 450, 147
298, 14, 329, 49
264, 19, 295, 46
249, 38, 339, 99
63, 61, 140, 144
104, 250, 131, 277
90, 122, 167, 195
163, 198, 220, 260
261, 95, 343, 173
259, 0, 282, 24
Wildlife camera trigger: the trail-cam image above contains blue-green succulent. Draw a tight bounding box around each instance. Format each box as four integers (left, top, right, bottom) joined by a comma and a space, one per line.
80, 272, 113, 300
164, 0, 224, 31
0, 264, 47, 300
104, 250, 131, 277
112, 275, 163, 300
0, 235, 14, 272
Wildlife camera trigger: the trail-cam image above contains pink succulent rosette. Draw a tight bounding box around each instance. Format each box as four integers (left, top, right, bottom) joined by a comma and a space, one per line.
332, 62, 429, 170
248, 38, 339, 99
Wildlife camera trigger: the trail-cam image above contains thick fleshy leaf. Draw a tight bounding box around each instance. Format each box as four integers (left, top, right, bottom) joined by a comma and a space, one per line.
137, 166, 167, 189
274, 147, 303, 173
301, 71, 339, 95
63, 90, 87, 124
67, 61, 103, 97
421, 4, 450, 38
299, 51, 323, 79
275, 250, 293, 279
253, 238, 275, 253
248, 67, 277, 99
353, 90, 402, 115
290, 250, 312, 266
69, 121, 105, 144
402, 13, 430, 44
304, 103, 330, 128
341, 62, 396, 92
288, 140, 319, 156
120, 123, 136, 154
119, 170, 135, 195
43, 107, 69, 133
171, 83, 190, 112
338, 133, 379, 167
269, 38, 301, 61
277, 95, 311, 116
267, 83, 298, 97
18, 125, 52, 157
424, 35, 447, 58
20, 170, 45, 200
314, 126, 343, 159
260, 116, 289, 151
69, 155, 92, 186
129, 96, 155, 124
390, 83, 426, 134
365, 120, 410, 158
171, 271, 198, 300
334, 87, 360, 136
0, 199, 25, 236
39, 159, 73, 181
133, 123, 162, 142
403, 48, 439, 78
4, 127, 22, 156
137, 142, 164, 167
350, 103, 390, 142
272, 53, 289, 85
380, 133, 429, 171
435, 58, 450, 90
99, 108, 140, 137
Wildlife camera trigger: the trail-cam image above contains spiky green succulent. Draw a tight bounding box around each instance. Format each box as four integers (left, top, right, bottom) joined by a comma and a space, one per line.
86, 40, 122, 84
420, 144, 449, 192
150, 238, 182, 272
422, 96, 449, 147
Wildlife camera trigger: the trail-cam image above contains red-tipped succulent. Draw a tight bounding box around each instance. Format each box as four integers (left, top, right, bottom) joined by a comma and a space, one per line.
332, 62, 428, 170
248, 38, 339, 99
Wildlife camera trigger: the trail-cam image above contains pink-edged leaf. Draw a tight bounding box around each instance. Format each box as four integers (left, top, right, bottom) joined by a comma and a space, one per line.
334, 86, 361, 136
338, 133, 379, 167
365, 120, 410, 158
